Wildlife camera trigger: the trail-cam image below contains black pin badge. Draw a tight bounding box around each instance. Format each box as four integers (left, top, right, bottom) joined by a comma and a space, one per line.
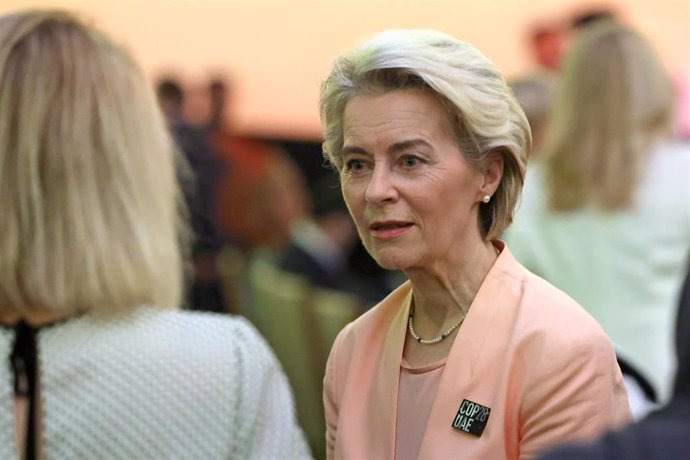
451, 399, 491, 437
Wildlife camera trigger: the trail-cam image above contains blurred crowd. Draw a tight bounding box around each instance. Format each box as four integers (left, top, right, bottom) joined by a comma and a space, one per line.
155, 73, 403, 317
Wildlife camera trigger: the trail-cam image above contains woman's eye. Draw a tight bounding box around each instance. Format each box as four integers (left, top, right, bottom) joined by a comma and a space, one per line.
401, 155, 420, 168
345, 158, 366, 171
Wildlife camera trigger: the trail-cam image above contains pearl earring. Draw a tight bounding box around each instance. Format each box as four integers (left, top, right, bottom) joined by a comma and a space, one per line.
482, 195, 491, 203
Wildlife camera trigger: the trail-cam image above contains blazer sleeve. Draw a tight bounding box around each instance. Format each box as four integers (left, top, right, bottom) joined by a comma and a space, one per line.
323, 324, 351, 460
518, 326, 632, 459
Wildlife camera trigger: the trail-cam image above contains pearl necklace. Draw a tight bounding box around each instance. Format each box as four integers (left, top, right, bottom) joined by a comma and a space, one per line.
407, 303, 467, 345
407, 245, 499, 345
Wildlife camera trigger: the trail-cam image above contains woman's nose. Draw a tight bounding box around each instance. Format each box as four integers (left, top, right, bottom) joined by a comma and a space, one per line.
365, 165, 398, 205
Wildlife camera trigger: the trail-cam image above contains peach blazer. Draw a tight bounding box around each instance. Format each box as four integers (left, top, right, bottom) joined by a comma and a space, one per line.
324, 244, 631, 460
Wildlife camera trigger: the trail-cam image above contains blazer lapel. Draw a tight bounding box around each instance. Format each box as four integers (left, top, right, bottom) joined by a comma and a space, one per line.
373, 289, 412, 457
417, 247, 521, 458
338, 285, 412, 459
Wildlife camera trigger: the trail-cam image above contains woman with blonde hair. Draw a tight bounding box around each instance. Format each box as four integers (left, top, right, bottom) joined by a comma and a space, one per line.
320, 28, 630, 459
506, 20, 690, 407
0, 10, 309, 459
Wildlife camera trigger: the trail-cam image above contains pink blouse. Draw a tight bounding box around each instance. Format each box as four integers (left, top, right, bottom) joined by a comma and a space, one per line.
395, 357, 446, 460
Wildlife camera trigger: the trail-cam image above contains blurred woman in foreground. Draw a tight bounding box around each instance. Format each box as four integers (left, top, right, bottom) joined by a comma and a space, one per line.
0, 10, 309, 459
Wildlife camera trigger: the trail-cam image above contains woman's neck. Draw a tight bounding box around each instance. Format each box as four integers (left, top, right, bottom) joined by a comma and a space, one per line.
405, 241, 499, 325
402, 241, 501, 367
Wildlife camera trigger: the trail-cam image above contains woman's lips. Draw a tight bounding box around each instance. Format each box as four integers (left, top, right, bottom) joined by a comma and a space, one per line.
369, 221, 414, 239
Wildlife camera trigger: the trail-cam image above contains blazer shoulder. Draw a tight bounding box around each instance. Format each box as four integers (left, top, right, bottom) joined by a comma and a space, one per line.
501, 262, 613, 351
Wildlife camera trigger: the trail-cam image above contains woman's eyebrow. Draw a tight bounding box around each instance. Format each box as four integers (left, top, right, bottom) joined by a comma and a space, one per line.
342, 139, 431, 157
342, 145, 370, 156
387, 139, 431, 154
343, 139, 429, 155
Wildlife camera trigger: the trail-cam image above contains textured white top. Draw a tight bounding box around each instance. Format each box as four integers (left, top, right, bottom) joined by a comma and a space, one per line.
0, 307, 311, 459
505, 141, 690, 401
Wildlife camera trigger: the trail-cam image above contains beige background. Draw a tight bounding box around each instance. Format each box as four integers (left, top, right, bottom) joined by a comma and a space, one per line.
2, 0, 689, 138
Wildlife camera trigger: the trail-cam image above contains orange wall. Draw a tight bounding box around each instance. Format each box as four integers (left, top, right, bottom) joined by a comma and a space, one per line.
3, 0, 689, 138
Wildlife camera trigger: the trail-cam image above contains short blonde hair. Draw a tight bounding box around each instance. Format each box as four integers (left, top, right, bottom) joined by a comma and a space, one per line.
542, 21, 675, 211
320, 29, 531, 240
0, 10, 187, 313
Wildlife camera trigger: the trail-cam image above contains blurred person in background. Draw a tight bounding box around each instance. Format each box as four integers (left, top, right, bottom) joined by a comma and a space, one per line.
235, 150, 311, 252
0, 10, 309, 459
279, 173, 383, 307
676, 72, 690, 140
528, 23, 566, 72
320, 28, 630, 460
505, 20, 690, 414
525, 7, 618, 75
570, 7, 618, 30
539, 266, 690, 460
509, 73, 559, 158
156, 78, 226, 313
203, 77, 309, 252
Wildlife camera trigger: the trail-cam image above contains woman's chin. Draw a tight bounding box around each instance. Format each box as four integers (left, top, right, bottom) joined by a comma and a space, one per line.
371, 250, 412, 271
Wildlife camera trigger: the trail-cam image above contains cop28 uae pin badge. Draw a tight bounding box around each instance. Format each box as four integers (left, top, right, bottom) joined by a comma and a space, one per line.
451, 399, 491, 437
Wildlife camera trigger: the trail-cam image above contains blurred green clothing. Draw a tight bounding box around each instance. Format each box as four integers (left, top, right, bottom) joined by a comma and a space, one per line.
505, 142, 690, 401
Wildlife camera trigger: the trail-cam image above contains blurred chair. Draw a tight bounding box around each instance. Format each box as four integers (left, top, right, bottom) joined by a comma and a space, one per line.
216, 245, 251, 317
246, 251, 359, 459
307, 286, 360, 370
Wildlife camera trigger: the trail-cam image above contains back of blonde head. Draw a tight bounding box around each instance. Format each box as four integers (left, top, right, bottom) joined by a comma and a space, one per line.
543, 20, 675, 211
0, 10, 185, 313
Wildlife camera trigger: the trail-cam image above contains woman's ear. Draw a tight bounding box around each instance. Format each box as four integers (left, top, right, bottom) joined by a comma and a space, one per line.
481, 150, 504, 197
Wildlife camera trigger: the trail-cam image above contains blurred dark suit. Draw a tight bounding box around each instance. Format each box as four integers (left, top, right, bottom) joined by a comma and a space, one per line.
280, 241, 350, 292
171, 120, 226, 312
277, 174, 388, 308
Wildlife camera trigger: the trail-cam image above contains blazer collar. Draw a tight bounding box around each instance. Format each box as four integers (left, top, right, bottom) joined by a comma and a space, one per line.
366, 242, 522, 457
418, 242, 522, 456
